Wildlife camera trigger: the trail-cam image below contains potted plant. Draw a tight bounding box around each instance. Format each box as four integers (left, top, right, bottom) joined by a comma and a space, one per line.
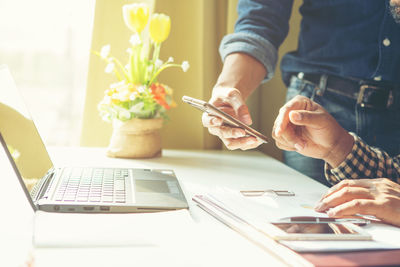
95, 3, 189, 158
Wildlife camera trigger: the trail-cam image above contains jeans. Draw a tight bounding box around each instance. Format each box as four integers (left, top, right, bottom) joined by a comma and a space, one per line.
283, 76, 400, 186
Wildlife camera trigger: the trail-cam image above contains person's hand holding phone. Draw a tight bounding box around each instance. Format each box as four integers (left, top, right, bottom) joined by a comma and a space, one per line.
202, 86, 264, 150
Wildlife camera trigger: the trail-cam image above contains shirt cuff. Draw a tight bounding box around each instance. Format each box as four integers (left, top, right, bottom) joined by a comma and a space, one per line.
219, 32, 278, 83
324, 132, 360, 185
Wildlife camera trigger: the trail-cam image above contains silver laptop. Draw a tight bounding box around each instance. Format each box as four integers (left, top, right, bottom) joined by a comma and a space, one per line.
0, 65, 188, 213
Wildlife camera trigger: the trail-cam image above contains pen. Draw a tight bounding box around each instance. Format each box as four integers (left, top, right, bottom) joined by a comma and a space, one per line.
277, 216, 370, 225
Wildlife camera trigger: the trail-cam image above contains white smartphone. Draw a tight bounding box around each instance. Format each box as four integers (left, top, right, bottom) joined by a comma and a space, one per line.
261, 221, 371, 241
182, 95, 268, 143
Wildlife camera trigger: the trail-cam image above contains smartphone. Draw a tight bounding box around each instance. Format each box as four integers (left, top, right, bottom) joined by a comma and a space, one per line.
263, 222, 371, 241
182, 95, 268, 143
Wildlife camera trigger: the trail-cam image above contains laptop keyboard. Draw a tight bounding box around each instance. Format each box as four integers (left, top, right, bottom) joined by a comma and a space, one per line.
54, 168, 127, 203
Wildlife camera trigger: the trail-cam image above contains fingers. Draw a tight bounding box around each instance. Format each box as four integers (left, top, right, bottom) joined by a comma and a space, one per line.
208, 125, 246, 139
211, 88, 242, 110
202, 87, 260, 150
273, 95, 314, 137
327, 197, 400, 227
326, 199, 377, 218
320, 179, 374, 201
272, 125, 303, 151
237, 104, 252, 125
314, 186, 373, 212
272, 96, 317, 151
273, 104, 293, 137
318, 178, 400, 226
210, 87, 252, 125
202, 112, 223, 127
207, 126, 263, 150
203, 111, 262, 150
288, 110, 329, 129
222, 136, 263, 150
274, 139, 296, 152
202, 104, 245, 138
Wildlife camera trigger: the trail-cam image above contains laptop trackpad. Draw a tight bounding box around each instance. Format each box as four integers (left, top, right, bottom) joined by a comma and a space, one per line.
135, 179, 170, 193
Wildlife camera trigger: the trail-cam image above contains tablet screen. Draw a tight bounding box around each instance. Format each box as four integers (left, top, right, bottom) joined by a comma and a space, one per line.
272, 223, 358, 235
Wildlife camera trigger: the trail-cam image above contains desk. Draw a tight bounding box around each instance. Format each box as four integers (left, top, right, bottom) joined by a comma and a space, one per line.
2, 148, 397, 267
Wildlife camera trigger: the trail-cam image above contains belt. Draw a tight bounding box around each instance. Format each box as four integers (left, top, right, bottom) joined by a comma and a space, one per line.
297, 73, 398, 109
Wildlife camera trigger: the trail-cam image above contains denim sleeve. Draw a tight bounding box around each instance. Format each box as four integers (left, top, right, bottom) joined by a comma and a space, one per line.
219, 0, 294, 83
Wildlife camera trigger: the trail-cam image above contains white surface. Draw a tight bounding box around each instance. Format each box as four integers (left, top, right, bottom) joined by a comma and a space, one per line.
0, 140, 34, 267
0, 147, 338, 266
34, 209, 195, 248
46, 148, 324, 267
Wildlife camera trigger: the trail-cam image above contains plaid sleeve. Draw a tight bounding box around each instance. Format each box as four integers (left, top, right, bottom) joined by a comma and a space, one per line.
325, 132, 400, 185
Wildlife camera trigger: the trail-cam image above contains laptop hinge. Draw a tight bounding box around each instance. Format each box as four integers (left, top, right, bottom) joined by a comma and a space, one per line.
31, 168, 55, 202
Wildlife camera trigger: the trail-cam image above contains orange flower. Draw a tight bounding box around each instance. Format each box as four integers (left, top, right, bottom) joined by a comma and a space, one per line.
150, 83, 170, 109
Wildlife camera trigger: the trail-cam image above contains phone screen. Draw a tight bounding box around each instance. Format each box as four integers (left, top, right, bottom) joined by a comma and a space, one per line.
272, 223, 358, 235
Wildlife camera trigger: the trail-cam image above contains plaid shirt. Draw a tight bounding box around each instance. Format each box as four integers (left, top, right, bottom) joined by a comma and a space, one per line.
325, 133, 400, 185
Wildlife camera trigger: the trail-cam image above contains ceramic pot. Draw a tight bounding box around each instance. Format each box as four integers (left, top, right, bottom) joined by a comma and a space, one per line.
106, 118, 163, 158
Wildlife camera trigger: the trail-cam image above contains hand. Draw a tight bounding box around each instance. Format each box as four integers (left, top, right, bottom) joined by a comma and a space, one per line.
204, 53, 267, 150
202, 86, 263, 150
314, 178, 400, 227
272, 95, 354, 167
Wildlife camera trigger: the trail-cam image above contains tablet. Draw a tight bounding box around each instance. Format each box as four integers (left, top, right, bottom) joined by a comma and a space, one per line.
262, 222, 371, 241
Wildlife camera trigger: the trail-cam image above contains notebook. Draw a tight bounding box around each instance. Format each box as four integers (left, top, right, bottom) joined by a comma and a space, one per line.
0, 64, 188, 213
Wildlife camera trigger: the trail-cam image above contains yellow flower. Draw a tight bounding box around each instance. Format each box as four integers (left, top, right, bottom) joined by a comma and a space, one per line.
128, 84, 138, 93
105, 89, 114, 96
122, 3, 149, 33
149, 13, 171, 44
116, 90, 131, 102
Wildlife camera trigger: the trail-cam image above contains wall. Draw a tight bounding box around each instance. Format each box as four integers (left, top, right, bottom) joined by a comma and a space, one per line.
80, 0, 227, 150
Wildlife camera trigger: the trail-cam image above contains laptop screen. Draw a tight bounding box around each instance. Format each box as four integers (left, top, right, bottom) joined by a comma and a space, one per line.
0, 65, 53, 193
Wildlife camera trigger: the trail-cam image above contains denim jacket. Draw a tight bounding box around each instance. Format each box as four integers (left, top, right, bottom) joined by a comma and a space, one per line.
219, 0, 400, 84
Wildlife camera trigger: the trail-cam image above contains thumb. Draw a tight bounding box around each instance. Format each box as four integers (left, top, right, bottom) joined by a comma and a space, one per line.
237, 104, 252, 125
227, 90, 252, 125
289, 110, 328, 128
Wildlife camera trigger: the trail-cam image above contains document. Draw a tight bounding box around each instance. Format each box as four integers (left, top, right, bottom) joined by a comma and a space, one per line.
193, 188, 400, 253
204, 187, 330, 223
192, 194, 313, 267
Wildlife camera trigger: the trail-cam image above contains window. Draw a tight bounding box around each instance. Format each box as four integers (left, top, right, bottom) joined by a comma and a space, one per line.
0, 0, 95, 146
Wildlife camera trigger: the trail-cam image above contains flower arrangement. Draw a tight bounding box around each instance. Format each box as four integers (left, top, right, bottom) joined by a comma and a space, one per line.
96, 3, 189, 122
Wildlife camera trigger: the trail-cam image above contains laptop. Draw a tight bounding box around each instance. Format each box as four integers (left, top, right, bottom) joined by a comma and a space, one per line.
0, 65, 188, 213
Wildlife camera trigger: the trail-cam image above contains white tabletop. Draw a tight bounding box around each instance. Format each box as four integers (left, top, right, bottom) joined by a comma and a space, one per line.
0, 147, 329, 267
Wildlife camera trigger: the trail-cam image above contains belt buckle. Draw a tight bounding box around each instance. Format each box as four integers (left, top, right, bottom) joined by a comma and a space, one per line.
357, 85, 374, 108
357, 84, 394, 109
